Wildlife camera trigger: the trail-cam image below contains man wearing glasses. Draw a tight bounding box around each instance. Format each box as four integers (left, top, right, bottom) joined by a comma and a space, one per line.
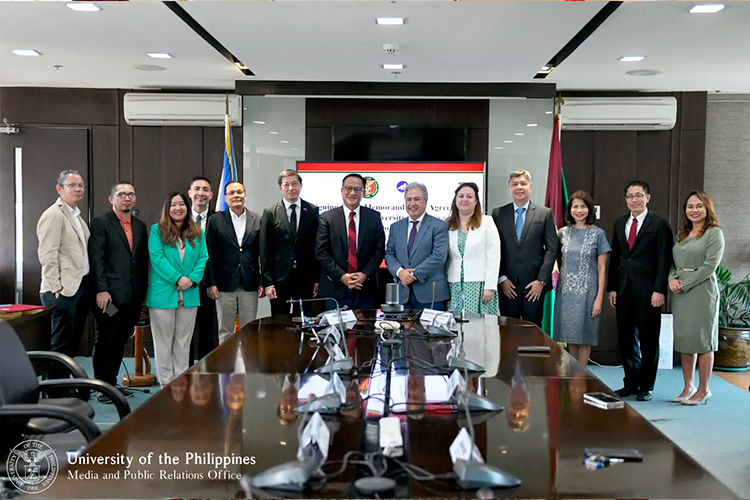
316, 173, 386, 310
37, 170, 92, 384
607, 180, 673, 402
88, 182, 149, 403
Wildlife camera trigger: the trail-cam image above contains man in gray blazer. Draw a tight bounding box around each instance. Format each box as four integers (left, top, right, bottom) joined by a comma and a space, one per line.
385, 182, 449, 310
491, 170, 558, 327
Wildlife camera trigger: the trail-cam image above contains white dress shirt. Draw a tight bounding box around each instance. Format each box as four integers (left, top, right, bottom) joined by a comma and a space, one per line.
283, 198, 301, 231
230, 208, 247, 244
625, 208, 648, 239
62, 200, 90, 276
343, 205, 361, 240
192, 207, 209, 231
499, 200, 531, 284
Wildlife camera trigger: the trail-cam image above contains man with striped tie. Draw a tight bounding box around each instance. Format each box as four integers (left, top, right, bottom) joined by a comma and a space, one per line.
315, 173, 385, 310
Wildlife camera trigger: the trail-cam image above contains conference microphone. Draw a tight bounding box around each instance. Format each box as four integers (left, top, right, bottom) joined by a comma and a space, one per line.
290, 297, 354, 374
451, 369, 521, 490
131, 208, 139, 218
441, 325, 485, 376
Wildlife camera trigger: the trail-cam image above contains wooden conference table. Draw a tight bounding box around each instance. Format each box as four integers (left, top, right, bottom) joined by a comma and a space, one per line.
40, 312, 736, 499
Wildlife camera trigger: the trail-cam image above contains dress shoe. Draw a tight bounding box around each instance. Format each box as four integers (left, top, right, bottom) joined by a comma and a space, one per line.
118, 387, 134, 398
671, 387, 697, 403
682, 390, 711, 406
96, 393, 113, 404
636, 391, 653, 401
614, 387, 637, 397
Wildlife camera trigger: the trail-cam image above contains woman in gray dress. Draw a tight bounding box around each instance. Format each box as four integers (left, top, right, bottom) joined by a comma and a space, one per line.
668, 190, 724, 406
554, 191, 611, 366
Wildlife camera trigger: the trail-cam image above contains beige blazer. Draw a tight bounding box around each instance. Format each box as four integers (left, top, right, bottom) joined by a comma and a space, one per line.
37, 197, 90, 297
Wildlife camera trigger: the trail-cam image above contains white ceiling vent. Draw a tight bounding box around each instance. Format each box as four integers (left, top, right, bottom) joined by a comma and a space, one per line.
123, 93, 242, 127
560, 97, 677, 131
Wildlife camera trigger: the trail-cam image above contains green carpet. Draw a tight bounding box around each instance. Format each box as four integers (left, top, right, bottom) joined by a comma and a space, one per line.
588, 365, 750, 499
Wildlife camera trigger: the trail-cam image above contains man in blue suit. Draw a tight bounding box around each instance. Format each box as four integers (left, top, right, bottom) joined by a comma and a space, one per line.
385, 182, 450, 310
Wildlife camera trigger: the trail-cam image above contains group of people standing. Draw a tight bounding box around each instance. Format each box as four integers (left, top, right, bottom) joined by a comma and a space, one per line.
36, 167, 724, 406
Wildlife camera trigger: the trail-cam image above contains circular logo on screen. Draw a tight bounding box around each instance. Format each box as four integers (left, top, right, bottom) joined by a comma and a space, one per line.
364, 177, 379, 199
396, 181, 408, 193
7, 440, 59, 494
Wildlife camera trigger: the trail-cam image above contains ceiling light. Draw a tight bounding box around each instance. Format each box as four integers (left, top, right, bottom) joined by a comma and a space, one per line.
504, 140, 513, 144
538, 66, 554, 74
545, 111, 553, 114
540, 66, 551, 71
269, 131, 278, 135
689, 4, 725, 13
132, 64, 166, 72
280, 140, 289, 144
626, 69, 663, 77
515, 133, 524, 136
66, 2, 100, 12
252, 120, 265, 125
493, 147, 503, 150
12, 49, 40, 56
147, 53, 173, 59
376, 17, 404, 25
618, 56, 645, 62
382, 64, 404, 70
527, 124, 538, 127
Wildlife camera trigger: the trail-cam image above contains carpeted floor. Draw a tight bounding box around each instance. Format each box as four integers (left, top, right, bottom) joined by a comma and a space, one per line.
588, 364, 750, 499
76, 358, 749, 498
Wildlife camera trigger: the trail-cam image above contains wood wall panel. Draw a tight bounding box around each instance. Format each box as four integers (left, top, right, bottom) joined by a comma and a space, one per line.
0, 88, 119, 126
636, 130, 672, 219
560, 131, 594, 196
91, 125, 119, 219
117, 89, 134, 183
305, 128, 333, 161
202, 126, 244, 186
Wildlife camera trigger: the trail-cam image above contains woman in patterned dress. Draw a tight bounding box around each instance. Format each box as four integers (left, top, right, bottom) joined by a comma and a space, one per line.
554, 191, 611, 366
445, 182, 501, 314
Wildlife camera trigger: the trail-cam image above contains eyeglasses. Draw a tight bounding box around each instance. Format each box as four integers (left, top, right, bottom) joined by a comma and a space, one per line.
343, 186, 364, 194
115, 193, 136, 199
625, 194, 645, 200
63, 183, 86, 190
226, 189, 245, 196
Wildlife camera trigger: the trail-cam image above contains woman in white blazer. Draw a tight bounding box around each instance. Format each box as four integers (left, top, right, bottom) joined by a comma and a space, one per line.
445, 182, 501, 314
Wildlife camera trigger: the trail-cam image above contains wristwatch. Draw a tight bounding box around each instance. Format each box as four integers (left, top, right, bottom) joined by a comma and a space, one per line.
539, 280, 546, 287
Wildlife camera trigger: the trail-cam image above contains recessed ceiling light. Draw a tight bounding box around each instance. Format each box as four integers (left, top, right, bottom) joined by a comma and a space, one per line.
618, 56, 645, 62
252, 120, 265, 125
527, 124, 538, 127
12, 49, 40, 56
690, 4, 725, 13
540, 66, 551, 71
376, 17, 404, 25
545, 111, 553, 115
66, 2, 100, 12
493, 147, 503, 150
504, 140, 513, 144
147, 53, 173, 59
382, 64, 404, 70
269, 131, 278, 135
280, 140, 289, 144
538, 66, 554, 74
515, 133, 524, 136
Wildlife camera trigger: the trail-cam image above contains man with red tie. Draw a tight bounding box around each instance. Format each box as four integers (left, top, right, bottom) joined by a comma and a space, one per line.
607, 180, 673, 402
315, 173, 385, 310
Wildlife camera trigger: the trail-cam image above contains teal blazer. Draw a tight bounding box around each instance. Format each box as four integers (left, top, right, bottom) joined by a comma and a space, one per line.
146, 224, 208, 309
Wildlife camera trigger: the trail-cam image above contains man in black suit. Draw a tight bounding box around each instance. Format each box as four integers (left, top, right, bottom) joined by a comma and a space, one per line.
608, 180, 673, 402
260, 169, 321, 316
491, 169, 558, 327
316, 173, 386, 310
205, 181, 263, 344
88, 182, 149, 403
188, 176, 216, 363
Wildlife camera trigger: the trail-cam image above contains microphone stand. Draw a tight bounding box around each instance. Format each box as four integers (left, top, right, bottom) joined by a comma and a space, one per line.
289, 297, 353, 374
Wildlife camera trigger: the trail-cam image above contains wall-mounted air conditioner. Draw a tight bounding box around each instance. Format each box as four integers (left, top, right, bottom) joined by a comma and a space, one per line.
560, 97, 677, 131
123, 93, 242, 127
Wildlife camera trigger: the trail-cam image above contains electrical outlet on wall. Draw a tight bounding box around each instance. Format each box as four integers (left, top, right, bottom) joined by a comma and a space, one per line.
595, 205, 601, 219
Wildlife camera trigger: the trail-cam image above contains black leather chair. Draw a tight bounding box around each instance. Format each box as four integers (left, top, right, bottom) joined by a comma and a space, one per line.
0, 319, 130, 451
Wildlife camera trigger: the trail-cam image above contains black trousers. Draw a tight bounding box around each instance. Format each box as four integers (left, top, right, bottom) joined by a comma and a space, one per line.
270, 269, 316, 317
498, 284, 547, 327
190, 283, 217, 365
92, 297, 141, 387
39, 280, 90, 380
615, 282, 662, 392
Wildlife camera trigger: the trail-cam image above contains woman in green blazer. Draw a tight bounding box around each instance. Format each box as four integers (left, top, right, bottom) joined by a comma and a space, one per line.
147, 191, 208, 386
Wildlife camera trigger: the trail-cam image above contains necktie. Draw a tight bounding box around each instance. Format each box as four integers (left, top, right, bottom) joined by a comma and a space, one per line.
347, 211, 357, 273
290, 204, 297, 240
515, 207, 526, 240
628, 217, 638, 251
195, 214, 202, 227
407, 220, 419, 257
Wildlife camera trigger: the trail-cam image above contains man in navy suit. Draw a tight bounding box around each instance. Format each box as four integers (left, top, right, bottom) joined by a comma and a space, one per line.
316, 173, 385, 310
385, 182, 449, 310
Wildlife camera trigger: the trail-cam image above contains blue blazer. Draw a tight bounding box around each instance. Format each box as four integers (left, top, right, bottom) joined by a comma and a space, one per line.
385, 213, 450, 305
146, 224, 208, 309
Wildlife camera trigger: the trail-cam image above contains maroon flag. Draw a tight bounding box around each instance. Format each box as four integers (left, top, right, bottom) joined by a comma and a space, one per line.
545, 114, 565, 229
